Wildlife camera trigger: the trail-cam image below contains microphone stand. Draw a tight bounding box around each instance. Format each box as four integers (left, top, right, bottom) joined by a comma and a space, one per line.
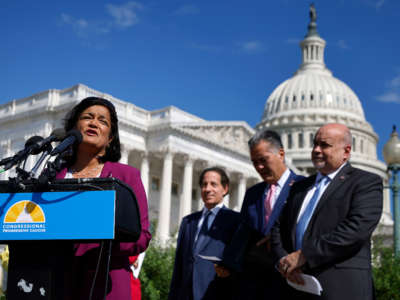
10, 157, 32, 189
38, 147, 72, 186
29, 144, 53, 179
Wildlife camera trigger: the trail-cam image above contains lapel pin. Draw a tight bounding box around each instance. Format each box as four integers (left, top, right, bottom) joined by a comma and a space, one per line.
340, 175, 345, 180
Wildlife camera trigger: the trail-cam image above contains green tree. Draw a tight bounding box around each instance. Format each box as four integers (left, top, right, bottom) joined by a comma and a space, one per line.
140, 239, 176, 300
372, 238, 400, 300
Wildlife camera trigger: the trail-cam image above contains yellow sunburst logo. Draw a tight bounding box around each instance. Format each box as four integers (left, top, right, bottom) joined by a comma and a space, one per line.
4, 201, 45, 223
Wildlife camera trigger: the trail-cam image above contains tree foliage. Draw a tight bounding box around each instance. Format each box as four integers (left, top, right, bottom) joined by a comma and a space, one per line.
139, 239, 176, 300
372, 238, 400, 300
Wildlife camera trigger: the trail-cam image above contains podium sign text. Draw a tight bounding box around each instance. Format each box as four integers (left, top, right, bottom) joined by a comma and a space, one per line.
0, 190, 115, 240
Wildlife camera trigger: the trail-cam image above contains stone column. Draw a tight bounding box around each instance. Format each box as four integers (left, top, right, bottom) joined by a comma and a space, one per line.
156, 151, 174, 244
293, 132, 298, 150
224, 194, 230, 209
236, 174, 247, 211
197, 188, 203, 211
223, 170, 231, 208
179, 155, 194, 220
120, 145, 130, 165
281, 133, 287, 150
195, 160, 208, 211
140, 153, 150, 197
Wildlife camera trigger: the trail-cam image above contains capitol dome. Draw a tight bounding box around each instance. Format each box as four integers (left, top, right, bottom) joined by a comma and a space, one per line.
261, 23, 366, 125
257, 5, 387, 181
262, 70, 366, 124
256, 5, 392, 227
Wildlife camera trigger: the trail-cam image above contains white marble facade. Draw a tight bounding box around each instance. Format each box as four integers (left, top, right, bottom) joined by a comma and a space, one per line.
0, 84, 261, 243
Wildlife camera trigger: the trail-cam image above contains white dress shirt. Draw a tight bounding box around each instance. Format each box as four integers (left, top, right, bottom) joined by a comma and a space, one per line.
194, 201, 224, 243
296, 162, 347, 223
264, 168, 291, 210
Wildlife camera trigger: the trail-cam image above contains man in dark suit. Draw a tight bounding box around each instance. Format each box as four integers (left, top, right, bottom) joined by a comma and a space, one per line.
168, 167, 240, 300
272, 123, 383, 300
217, 130, 303, 299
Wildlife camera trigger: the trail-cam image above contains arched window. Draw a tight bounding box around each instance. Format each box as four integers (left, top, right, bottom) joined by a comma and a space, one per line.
275, 98, 281, 113
309, 133, 314, 148
288, 134, 293, 149
360, 139, 364, 153
298, 133, 304, 148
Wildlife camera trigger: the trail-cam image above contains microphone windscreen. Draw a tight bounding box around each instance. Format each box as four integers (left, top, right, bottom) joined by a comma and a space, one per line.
51, 128, 66, 141
67, 129, 83, 144
25, 136, 44, 155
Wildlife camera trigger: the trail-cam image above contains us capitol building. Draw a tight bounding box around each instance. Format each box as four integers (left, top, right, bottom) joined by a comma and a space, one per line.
0, 8, 392, 243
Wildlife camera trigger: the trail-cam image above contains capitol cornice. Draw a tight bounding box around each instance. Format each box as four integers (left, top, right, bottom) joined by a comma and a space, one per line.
147, 122, 254, 160
119, 120, 147, 134
0, 105, 62, 126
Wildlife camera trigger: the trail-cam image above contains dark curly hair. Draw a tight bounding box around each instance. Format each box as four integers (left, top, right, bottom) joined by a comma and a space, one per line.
63, 97, 121, 165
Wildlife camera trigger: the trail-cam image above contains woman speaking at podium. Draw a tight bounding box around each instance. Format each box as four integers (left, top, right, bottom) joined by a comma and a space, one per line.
56, 97, 151, 300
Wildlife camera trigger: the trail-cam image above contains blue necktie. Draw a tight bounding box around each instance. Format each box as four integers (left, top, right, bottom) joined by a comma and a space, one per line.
295, 176, 329, 250
194, 210, 212, 254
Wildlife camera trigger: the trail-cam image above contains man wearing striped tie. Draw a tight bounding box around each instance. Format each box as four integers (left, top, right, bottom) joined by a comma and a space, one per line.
271, 123, 383, 300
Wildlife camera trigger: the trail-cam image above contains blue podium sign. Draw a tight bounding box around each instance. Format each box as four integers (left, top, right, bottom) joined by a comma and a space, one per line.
0, 190, 116, 240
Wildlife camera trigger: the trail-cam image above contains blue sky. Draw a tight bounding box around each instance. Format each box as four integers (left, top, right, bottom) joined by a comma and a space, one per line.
1, 0, 399, 161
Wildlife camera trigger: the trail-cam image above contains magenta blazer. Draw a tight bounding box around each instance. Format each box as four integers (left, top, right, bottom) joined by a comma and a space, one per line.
56, 161, 152, 300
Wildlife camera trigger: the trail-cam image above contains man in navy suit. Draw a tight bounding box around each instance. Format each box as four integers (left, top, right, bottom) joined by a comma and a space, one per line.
168, 167, 240, 300
217, 130, 303, 299
272, 123, 382, 300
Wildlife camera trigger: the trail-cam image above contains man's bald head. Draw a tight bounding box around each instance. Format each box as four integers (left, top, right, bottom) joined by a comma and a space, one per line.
319, 123, 352, 146
312, 123, 352, 175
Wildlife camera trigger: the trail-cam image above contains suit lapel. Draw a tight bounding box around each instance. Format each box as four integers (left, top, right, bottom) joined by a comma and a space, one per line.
298, 164, 353, 247
312, 164, 352, 217
290, 176, 315, 247
256, 182, 268, 231
264, 171, 295, 235
190, 212, 202, 249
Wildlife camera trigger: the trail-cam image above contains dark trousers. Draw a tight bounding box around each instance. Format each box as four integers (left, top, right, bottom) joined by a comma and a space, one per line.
233, 263, 288, 300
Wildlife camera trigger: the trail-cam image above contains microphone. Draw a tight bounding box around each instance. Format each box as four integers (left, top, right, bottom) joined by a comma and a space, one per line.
24, 136, 44, 153
50, 129, 83, 156
0, 156, 14, 167
1, 136, 44, 172
26, 129, 66, 179
38, 147, 73, 183
35, 128, 66, 152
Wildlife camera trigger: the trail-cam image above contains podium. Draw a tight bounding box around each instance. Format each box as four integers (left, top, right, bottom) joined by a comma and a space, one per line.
0, 178, 142, 300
